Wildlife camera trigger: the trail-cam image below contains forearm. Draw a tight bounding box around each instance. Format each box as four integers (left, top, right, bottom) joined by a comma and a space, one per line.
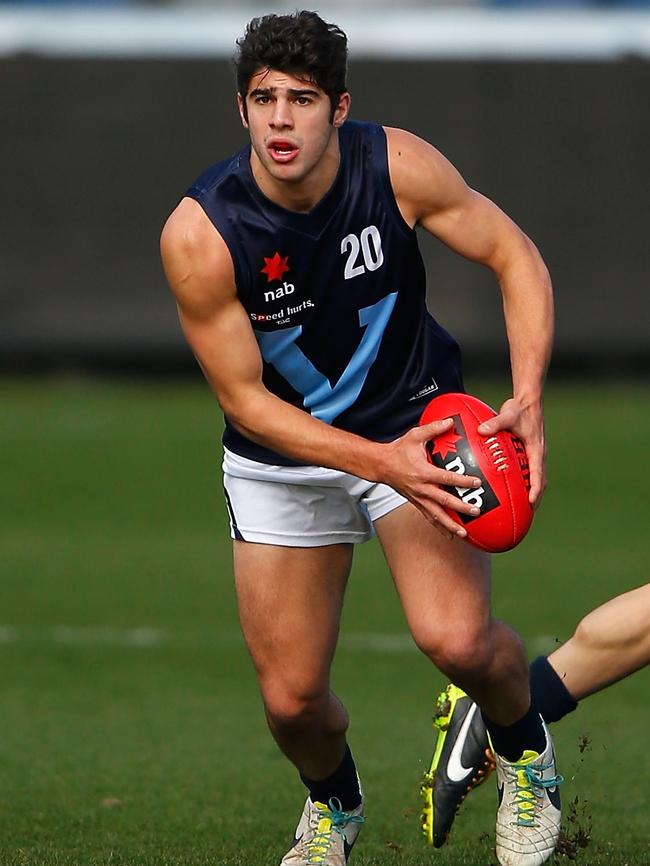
221, 383, 389, 480
497, 235, 554, 404
478, 233, 553, 505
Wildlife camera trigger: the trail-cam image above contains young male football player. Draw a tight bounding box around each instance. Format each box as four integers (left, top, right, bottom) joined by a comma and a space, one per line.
423, 582, 650, 849
160, 12, 559, 866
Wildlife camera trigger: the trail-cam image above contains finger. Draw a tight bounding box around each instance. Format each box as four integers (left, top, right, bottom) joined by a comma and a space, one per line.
529, 480, 545, 509
530, 483, 546, 510
413, 488, 472, 536
414, 478, 481, 516
420, 509, 455, 540
425, 466, 482, 490
523, 438, 546, 506
421, 506, 466, 540
435, 488, 482, 518
415, 417, 454, 441
527, 450, 546, 508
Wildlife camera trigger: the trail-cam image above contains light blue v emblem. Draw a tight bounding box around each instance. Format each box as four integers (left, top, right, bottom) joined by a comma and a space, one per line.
255, 293, 398, 424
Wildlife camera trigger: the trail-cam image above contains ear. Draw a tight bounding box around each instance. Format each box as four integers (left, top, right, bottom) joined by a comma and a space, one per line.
332, 92, 351, 129
237, 93, 249, 129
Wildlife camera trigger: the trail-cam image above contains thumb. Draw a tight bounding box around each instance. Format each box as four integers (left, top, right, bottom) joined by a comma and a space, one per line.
477, 409, 516, 436
477, 417, 499, 435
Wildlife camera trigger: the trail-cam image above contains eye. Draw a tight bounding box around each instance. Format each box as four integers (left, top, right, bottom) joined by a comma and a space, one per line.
254, 95, 271, 104
295, 96, 312, 106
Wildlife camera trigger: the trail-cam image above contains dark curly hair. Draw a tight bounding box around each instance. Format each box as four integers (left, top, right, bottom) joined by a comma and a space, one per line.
235, 11, 348, 122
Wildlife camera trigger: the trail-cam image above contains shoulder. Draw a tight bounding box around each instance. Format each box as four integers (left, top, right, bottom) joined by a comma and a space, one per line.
383, 126, 470, 226
160, 197, 236, 317
340, 119, 388, 160
160, 197, 232, 282
187, 148, 248, 200
384, 127, 448, 177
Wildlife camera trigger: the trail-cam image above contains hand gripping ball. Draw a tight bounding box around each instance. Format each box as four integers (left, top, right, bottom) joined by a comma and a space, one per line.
419, 392, 534, 552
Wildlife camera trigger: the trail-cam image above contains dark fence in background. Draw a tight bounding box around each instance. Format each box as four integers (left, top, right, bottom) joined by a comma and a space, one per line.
2, 57, 648, 375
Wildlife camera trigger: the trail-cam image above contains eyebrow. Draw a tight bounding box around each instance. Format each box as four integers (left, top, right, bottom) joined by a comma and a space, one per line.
248, 87, 321, 99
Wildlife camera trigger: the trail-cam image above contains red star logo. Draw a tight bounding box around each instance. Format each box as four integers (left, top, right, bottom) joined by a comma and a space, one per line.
430, 428, 463, 461
261, 252, 290, 283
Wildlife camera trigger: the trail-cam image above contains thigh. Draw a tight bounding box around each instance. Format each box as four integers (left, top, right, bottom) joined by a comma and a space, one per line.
234, 540, 353, 694
373, 502, 491, 643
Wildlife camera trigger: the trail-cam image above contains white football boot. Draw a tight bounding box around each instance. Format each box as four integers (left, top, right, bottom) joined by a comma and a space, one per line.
279, 795, 364, 865
495, 723, 563, 866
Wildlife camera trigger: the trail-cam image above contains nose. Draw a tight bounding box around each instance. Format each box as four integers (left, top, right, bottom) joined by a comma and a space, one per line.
270, 97, 293, 130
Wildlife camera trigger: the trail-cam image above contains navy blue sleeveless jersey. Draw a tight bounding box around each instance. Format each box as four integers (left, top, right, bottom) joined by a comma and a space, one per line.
185, 120, 463, 465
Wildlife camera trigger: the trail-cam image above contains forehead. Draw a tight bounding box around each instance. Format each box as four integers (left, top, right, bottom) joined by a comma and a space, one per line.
246, 67, 323, 94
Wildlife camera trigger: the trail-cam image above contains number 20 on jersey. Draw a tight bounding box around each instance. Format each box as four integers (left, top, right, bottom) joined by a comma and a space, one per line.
341, 226, 384, 280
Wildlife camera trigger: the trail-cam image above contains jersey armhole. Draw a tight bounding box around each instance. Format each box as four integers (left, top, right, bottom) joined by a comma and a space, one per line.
184, 187, 254, 307
368, 125, 415, 241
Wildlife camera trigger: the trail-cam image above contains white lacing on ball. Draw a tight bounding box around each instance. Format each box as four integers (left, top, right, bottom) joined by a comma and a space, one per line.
485, 436, 510, 471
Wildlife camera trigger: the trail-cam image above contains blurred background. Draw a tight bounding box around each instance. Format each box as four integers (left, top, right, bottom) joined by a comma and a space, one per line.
2, 1, 649, 373
1, 3, 649, 865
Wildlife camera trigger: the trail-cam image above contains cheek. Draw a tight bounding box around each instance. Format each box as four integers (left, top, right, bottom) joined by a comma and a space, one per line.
248, 123, 266, 151
304, 119, 332, 154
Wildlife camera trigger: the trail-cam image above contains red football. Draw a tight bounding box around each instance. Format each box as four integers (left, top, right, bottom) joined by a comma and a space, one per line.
419, 392, 533, 553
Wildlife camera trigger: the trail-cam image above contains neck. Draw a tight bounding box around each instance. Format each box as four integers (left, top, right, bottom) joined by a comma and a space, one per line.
250, 131, 341, 213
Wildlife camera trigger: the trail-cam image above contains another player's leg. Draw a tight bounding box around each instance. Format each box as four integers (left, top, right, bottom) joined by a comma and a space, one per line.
424, 583, 650, 849
375, 504, 561, 866
545, 582, 650, 705
233, 540, 364, 865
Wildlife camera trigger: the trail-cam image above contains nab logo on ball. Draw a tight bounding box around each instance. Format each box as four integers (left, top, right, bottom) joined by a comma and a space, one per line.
420, 392, 534, 553
426, 416, 499, 525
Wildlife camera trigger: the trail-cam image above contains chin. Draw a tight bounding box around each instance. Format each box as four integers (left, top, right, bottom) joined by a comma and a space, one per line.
266, 161, 307, 184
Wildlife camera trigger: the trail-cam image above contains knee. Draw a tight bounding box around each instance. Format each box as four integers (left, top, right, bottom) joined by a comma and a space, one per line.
414, 623, 493, 680
572, 589, 650, 655
572, 611, 603, 651
262, 682, 326, 734
572, 607, 633, 654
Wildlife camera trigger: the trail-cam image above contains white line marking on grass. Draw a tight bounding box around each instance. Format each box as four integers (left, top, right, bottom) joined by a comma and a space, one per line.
0, 626, 560, 655
50, 626, 167, 647
0, 626, 419, 651
0, 625, 168, 647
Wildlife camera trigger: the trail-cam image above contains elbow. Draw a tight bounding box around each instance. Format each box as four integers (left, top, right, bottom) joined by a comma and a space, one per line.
493, 231, 551, 287
227, 413, 255, 439
218, 393, 247, 429
218, 388, 267, 440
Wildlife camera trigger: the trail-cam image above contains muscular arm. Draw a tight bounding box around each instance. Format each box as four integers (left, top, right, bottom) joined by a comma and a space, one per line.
386, 127, 554, 505
160, 197, 481, 536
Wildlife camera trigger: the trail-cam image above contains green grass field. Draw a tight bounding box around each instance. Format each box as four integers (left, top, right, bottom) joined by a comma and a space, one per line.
1, 377, 648, 866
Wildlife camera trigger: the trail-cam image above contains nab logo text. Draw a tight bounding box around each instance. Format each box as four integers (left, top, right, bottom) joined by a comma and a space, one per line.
426, 416, 500, 523
264, 282, 295, 303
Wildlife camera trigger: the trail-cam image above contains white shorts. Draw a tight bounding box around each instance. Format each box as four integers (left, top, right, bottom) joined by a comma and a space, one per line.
222, 448, 408, 547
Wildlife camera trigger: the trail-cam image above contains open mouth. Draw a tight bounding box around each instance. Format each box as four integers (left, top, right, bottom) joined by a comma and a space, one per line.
267, 140, 299, 163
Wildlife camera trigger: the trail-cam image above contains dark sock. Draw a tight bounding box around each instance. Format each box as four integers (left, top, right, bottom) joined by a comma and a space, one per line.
530, 655, 578, 723
300, 745, 361, 811
482, 701, 546, 761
